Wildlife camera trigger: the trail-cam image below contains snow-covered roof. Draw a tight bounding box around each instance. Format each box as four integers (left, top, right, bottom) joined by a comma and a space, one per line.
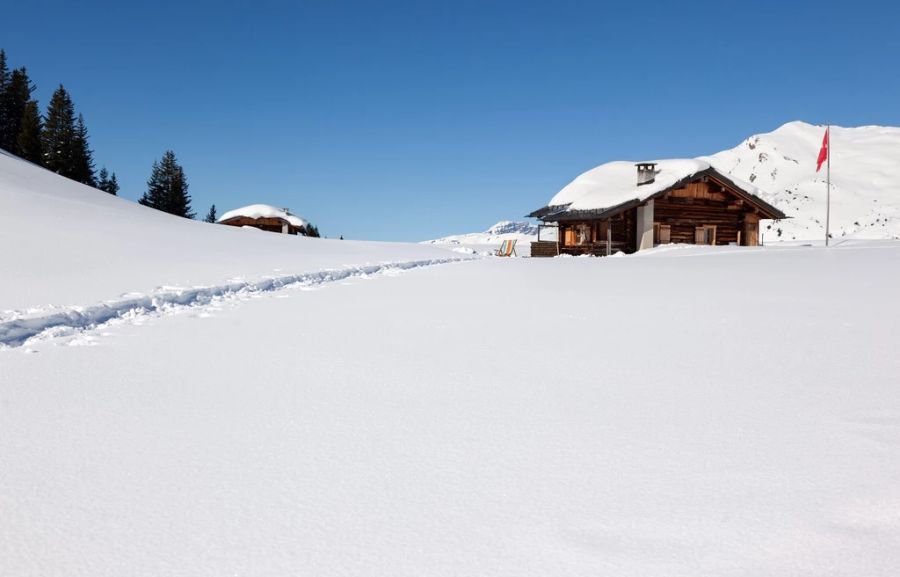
218, 204, 308, 229
547, 159, 766, 212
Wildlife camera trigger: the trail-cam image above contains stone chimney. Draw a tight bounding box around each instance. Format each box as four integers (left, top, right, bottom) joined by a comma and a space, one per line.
636, 162, 657, 186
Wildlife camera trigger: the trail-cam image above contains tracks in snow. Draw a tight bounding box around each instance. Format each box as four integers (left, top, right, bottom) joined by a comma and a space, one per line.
0, 257, 468, 350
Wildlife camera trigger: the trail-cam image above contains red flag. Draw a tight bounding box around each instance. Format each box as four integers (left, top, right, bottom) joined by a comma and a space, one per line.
816, 127, 829, 172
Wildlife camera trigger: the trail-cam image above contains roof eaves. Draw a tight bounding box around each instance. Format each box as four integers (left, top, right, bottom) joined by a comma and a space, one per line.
527, 204, 571, 219
545, 198, 643, 222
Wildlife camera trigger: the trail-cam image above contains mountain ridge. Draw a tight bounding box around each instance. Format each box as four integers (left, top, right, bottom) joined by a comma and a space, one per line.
706, 120, 900, 241
428, 121, 900, 244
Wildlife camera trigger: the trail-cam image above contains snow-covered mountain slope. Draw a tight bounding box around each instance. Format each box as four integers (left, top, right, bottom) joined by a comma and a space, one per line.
423, 220, 540, 245
422, 220, 554, 256
705, 121, 900, 241
0, 149, 462, 312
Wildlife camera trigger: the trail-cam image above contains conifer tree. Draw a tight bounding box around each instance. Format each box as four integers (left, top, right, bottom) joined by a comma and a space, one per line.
1, 67, 36, 155
16, 99, 42, 164
204, 204, 217, 223
71, 113, 96, 186
107, 172, 119, 195
42, 85, 76, 175
97, 167, 109, 190
97, 167, 119, 195
0, 50, 9, 146
139, 150, 194, 218
305, 224, 321, 238
139, 159, 164, 208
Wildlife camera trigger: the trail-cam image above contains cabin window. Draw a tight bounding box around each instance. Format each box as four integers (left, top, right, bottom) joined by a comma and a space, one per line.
654, 223, 671, 245
575, 224, 590, 245
694, 225, 717, 245
564, 223, 599, 246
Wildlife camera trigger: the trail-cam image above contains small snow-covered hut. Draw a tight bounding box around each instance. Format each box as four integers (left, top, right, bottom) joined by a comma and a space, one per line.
217, 204, 309, 235
528, 160, 787, 256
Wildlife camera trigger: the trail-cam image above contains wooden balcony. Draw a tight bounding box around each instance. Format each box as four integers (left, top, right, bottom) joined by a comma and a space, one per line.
530, 241, 559, 257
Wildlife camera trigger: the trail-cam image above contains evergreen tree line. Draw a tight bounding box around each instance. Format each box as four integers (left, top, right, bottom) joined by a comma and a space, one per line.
2, 49, 322, 232
0, 49, 118, 194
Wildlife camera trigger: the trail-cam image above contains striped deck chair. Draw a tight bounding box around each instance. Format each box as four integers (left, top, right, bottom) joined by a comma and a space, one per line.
494, 239, 517, 257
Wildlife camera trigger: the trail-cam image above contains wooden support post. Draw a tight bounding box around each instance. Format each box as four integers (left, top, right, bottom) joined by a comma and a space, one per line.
606, 224, 611, 256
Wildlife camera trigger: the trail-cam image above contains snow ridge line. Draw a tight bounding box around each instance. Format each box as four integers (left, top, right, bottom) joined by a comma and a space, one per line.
0, 257, 467, 349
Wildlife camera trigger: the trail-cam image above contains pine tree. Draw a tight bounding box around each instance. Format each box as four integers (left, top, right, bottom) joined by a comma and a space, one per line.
16, 99, 42, 164
0, 49, 8, 95
140, 150, 194, 218
305, 224, 321, 238
139, 159, 164, 208
204, 204, 217, 223
0, 50, 9, 147
106, 172, 119, 195
71, 113, 96, 186
97, 167, 109, 189
42, 85, 76, 176
96, 167, 119, 195
1, 67, 36, 155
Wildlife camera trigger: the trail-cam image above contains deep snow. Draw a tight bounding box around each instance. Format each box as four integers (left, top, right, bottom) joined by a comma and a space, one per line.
3, 244, 900, 576
2, 137, 900, 576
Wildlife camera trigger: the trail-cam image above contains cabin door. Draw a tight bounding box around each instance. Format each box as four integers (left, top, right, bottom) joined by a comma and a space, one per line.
743, 214, 760, 246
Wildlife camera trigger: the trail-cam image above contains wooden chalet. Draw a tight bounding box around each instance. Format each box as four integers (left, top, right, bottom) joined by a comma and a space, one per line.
528, 160, 786, 256
217, 204, 309, 236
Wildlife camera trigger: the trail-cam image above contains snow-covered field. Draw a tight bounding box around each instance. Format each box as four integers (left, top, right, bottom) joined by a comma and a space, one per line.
3, 149, 900, 575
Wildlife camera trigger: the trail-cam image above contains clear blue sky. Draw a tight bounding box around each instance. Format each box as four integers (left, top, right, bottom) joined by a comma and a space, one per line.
4, 0, 899, 240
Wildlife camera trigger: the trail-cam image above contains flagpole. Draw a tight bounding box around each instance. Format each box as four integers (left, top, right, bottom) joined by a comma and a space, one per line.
825, 124, 831, 247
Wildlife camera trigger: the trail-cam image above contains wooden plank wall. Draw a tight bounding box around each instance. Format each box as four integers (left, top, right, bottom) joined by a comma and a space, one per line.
219, 216, 302, 235
654, 198, 743, 245
655, 181, 749, 245
622, 209, 636, 252
530, 241, 559, 257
